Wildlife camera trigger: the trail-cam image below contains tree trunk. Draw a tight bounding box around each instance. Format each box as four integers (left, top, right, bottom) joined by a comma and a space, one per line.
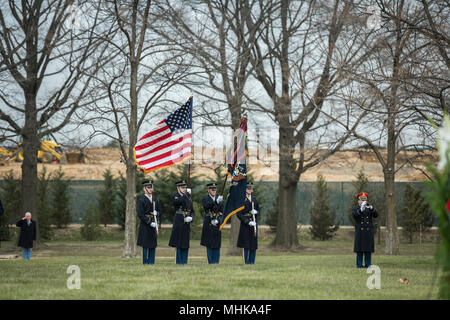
378, 225, 381, 245
273, 124, 299, 248
227, 104, 242, 256
274, 178, 298, 248
123, 57, 139, 258
227, 215, 242, 255
383, 1, 403, 256
419, 224, 422, 246
384, 147, 399, 254
21, 94, 40, 242
122, 162, 137, 258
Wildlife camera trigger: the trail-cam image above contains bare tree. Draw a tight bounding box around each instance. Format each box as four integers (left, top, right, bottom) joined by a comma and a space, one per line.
378, 0, 449, 119
83, 0, 191, 258
344, 0, 438, 254
243, 0, 372, 248
0, 0, 107, 240
153, 0, 274, 254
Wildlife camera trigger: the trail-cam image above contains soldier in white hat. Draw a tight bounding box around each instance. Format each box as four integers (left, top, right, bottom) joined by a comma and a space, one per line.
200, 182, 224, 264
169, 180, 195, 264
237, 181, 259, 264
137, 179, 161, 264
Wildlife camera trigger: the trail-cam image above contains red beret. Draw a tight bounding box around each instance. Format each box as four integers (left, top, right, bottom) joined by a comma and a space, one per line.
357, 192, 368, 200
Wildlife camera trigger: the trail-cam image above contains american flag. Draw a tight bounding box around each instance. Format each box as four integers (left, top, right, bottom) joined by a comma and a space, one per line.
134, 97, 193, 173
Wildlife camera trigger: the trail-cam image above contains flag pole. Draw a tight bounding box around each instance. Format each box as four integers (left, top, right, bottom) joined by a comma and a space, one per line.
219, 135, 237, 197
187, 96, 193, 189
219, 116, 247, 197
185, 96, 193, 224
153, 192, 158, 236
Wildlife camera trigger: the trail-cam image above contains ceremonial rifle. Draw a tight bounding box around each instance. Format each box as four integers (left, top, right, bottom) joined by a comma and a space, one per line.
251, 201, 257, 237
153, 194, 158, 236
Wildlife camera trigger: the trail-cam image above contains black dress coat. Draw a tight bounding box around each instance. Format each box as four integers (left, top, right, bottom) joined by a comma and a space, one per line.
0, 198, 4, 217
237, 195, 259, 250
169, 192, 195, 249
16, 219, 36, 249
352, 206, 378, 252
137, 195, 162, 249
200, 195, 223, 249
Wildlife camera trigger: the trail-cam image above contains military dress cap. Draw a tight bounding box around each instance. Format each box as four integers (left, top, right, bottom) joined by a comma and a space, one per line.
142, 179, 153, 186
176, 180, 188, 187
357, 192, 368, 200
206, 182, 217, 189
246, 181, 254, 188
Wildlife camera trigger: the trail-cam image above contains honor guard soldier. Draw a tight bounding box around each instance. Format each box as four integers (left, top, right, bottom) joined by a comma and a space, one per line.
352, 192, 378, 268
137, 179, 161, 265
237, 181, 259, 264
200, 182, 224, 264
169, 180, 195, 264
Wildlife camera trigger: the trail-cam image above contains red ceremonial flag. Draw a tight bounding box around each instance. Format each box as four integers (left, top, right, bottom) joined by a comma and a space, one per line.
134, 97, 193, 173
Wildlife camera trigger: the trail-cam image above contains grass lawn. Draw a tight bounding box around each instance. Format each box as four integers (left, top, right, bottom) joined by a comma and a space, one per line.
0, 225, 442, 300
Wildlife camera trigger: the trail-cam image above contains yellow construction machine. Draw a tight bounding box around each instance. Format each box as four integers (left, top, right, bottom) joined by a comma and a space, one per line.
0, 140, 64, 163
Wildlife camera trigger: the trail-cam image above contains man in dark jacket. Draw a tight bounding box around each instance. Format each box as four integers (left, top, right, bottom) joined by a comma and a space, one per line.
200, 182, 224, 264
169, 180, 195, 264
352, 192, 378, 268
237, 181, 259, 264
16, 212, 36, 260
137, 179, 162, 265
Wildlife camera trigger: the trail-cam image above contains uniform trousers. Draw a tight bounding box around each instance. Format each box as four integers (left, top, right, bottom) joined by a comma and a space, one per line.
243, 248, 256, 264
22, 248, 32, 260
206, 247, 220, 264
356, 252, 372, 268
175, 248, 189, 264
143, 247, 155, 265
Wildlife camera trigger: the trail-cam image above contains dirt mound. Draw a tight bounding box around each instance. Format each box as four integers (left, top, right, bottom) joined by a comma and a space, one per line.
0, 147, 437, 181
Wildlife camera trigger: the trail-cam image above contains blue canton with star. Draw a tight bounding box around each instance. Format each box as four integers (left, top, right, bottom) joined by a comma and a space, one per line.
165, 99, 192, 133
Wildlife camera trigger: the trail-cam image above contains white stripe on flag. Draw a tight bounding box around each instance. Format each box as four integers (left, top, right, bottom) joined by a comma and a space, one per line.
135, 130, 190, 157
140, 147, 191, 170
136, 135, 192, 162
135, 122, 170, 148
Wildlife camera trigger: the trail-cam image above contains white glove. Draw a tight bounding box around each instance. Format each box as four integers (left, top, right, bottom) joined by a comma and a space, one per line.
360, 201, 366, 211
368, 205, 374, 210
152, 210, 158, 216
249, 221, 256, 227
184, 216, 192, 223
150, 222, 157, 228
186, 188, 191, 195
216, 195, 223, 203
250, 209, 258, 215
211, 219, 218, 226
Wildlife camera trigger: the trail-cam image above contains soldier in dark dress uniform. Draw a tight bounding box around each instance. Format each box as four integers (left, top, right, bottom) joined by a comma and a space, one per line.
169, 180, 195, 264
137, 179, 162, 265
237, 181, 259, 264
200, 182, 224, 264
16, 212, 36, 260
352, 192, 378, 268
